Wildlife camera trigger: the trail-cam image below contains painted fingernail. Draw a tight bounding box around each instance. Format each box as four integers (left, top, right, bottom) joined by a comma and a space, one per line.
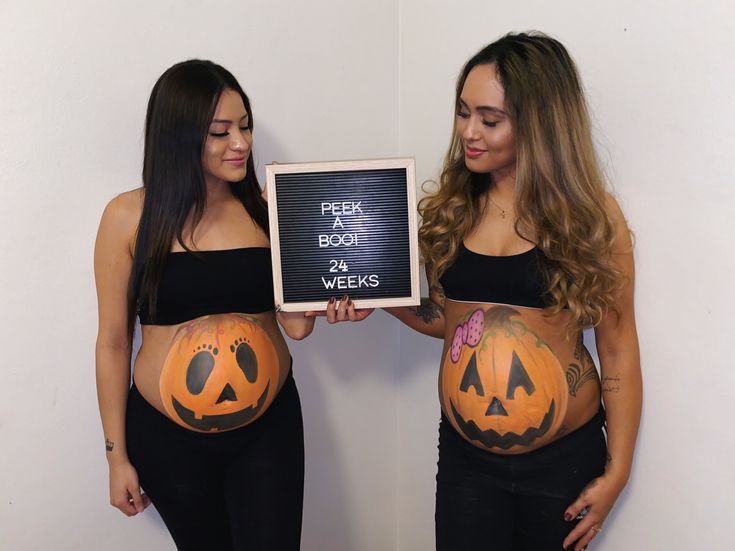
329, 296, 335, 304
348, 299, 353, 306
342, 294, 348, 302
564, 513, 572, 521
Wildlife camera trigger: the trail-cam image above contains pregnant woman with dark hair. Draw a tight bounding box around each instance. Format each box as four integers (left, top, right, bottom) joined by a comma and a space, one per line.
94, 60, 314, 550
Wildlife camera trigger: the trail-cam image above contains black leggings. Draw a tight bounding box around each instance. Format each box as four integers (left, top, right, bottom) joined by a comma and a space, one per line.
126, 370, 304, 551
436, 408, 607, 551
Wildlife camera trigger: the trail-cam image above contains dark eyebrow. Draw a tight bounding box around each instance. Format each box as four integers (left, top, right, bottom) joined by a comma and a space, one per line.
458, 98, 507, 116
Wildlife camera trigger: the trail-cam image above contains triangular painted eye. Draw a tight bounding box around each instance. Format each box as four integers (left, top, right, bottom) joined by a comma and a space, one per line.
235, 340, 258, 383
459, 351, 484, 396
186, 351, 215, 395
506, 351, 535, 399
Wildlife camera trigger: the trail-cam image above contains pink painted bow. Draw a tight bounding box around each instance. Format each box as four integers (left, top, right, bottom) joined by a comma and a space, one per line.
450, 309, 484, 363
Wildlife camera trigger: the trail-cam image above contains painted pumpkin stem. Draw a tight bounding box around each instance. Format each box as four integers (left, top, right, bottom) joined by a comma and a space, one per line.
483, 305, 520, 328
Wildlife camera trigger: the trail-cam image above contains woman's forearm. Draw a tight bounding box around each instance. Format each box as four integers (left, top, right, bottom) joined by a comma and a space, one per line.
96, 343, 133, 463
599, 345, 642, 486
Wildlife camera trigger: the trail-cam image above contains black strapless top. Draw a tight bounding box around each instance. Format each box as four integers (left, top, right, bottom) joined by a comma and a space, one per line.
439, 243, 550, 309
138, 247, 275, 325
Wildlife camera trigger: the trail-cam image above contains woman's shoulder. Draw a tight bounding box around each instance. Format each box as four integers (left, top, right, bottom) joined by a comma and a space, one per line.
108, 187, 143, 212
602, 192, 623, 217
602, 192, 633, 253
102, 188, 143, 222
97, 188, 143, 253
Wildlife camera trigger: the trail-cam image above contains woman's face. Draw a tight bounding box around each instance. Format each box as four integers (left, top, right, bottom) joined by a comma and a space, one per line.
456, 64, 516, 177
202, 89, 252, 186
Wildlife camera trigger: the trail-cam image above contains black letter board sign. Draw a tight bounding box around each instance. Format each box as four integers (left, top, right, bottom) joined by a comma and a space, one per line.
266, 158, 420, 312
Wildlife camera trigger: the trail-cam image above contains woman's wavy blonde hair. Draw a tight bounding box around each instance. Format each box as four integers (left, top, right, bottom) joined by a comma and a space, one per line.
419, 32, 626, 329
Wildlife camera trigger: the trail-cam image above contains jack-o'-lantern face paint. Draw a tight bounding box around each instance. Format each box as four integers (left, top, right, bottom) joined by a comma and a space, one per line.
440, 306, 568, 452
159, 313, 280, 432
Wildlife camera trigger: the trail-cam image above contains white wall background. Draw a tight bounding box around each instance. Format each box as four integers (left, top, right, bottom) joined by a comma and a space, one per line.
1, 1, 733, 550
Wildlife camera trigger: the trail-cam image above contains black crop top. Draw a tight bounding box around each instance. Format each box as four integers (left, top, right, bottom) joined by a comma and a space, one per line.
138, 247, 275, 325
439, 243, 550, 309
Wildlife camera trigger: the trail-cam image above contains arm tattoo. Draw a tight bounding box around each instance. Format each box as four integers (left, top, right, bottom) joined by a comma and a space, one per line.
602, 375, 621, 393
105, 438, 114, 453
430, 285, 446, 308
573, 331, 583, 360
411, 299, 442, 325
606, 452, 613, 466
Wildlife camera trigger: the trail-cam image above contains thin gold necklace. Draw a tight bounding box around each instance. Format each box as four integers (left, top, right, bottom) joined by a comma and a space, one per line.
487, 193, 512, 219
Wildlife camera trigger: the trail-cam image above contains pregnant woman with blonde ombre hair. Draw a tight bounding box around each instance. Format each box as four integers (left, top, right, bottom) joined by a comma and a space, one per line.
386, 32, 642, 550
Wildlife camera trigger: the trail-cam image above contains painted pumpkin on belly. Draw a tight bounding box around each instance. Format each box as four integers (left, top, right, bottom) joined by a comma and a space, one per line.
440, 305, 568, 452
159, 313, 280, 432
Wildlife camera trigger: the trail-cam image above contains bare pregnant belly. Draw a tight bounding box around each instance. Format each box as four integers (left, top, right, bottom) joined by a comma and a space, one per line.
135, 313, 288, 433
440, 303, 600, 454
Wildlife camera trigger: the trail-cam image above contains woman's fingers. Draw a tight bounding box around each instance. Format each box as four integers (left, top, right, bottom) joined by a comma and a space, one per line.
109, 462, 148, 517
128, 485, 146, 514
111, 488, 138, 516
325, 296, 338, 323
308, 296, 373, 323
347, 302, 374, 321
303, 311, 326, 317
567, 521, 603, 551
336, 295, 349, 321
564, 497, 588, 523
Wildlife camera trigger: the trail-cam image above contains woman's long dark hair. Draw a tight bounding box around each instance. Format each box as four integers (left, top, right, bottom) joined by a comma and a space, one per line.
127, 60, 268, 334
